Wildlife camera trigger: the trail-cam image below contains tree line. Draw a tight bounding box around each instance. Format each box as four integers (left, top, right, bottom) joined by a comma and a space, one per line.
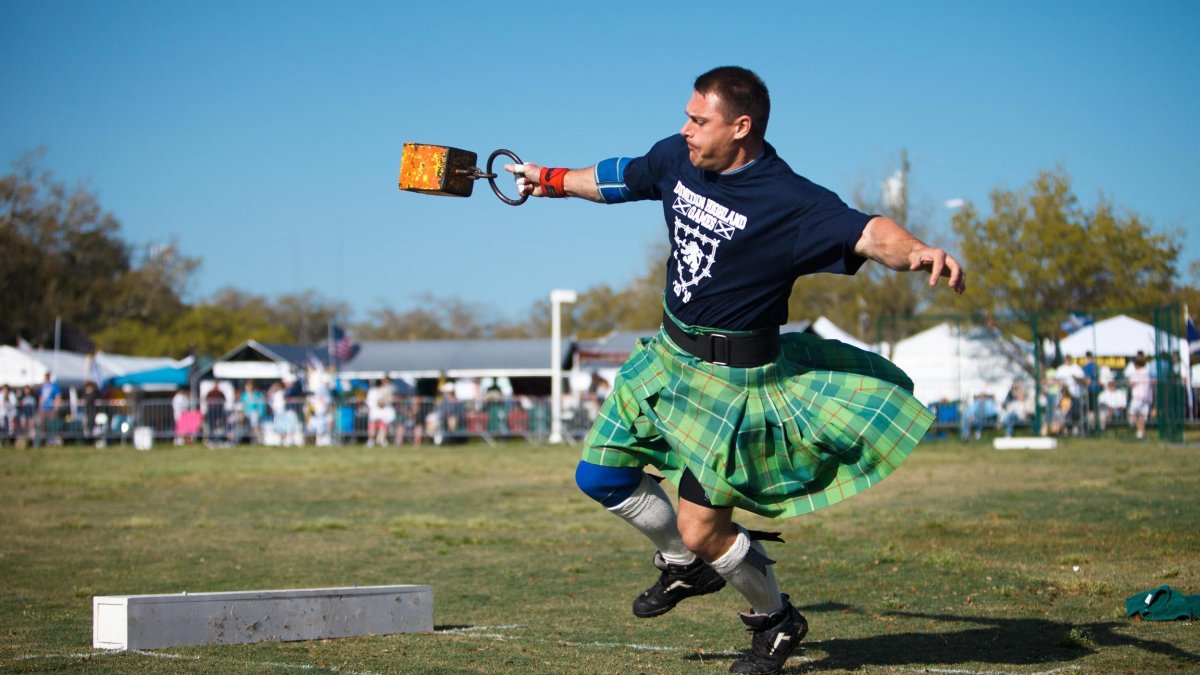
3, 150, 1197, 359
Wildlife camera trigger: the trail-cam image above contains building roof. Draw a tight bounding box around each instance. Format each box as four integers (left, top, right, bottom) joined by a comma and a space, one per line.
341, 338, 574, 378
201, 337, 574, 381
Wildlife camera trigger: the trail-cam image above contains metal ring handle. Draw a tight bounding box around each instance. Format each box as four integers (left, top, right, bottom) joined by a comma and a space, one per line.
486, 148, 528, 206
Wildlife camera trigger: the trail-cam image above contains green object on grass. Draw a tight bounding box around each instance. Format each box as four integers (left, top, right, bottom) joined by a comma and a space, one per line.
1125, 585, 1200, 621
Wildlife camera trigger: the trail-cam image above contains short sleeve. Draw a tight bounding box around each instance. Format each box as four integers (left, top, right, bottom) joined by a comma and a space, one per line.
792, 186, 871, 275
621, 136, 681, 202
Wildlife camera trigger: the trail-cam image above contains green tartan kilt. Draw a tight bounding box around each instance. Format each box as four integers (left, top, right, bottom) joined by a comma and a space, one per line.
580, 327, 934, 518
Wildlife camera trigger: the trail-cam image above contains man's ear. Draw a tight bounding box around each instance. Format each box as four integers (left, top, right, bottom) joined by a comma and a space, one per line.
732, 115, 753, 140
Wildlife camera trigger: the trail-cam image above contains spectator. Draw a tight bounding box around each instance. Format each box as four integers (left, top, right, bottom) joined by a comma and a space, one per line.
365, 378, 396, 447
0, 384, 16, 444
962, 392, 998, 441
37, 373, 62, 446
204, 384, 228, 447
239, 381, 267, 443
1097, 379, 1128, 431
1048, 385, 1077, 437
1040, 361, 1060, 431
17, 385, 37, 440
81, 381, 100, 442
1080, 351, 1103, 431
103, 384, 132, 445
307, 379, 334, 446
273, 377, 305, 446
429, 388, 463, 444
283, 377, 306, 419
1055, 355, 1087, 400
396, 396, 424, 446
267, 382, 286, 425
171, 386, 191, 446
1001, 382, 1035, 437
1125, 351, 1155, 439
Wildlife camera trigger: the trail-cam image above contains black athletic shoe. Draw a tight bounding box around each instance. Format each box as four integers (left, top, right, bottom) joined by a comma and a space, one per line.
729, 595, 808, 674
631, 552, 726, 618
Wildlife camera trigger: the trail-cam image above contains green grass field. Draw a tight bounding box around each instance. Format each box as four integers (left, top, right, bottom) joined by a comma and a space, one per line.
1, 436, 1197, 674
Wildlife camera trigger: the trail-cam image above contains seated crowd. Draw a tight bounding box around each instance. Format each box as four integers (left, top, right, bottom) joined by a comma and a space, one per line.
955, 350, 1163, 440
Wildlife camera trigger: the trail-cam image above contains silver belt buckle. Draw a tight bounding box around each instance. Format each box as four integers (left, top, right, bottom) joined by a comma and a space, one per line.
710, 333, 730, 365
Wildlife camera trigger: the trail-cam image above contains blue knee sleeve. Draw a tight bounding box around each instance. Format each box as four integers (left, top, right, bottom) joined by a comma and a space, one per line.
575, 461, 644, 507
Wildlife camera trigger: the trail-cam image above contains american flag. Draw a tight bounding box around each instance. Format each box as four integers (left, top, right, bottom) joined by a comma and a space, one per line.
331, 325, 360, 363
1187, 312, 1200, 359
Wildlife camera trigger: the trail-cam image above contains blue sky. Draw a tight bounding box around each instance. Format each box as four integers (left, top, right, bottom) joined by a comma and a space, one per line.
3, 1, 1198, 322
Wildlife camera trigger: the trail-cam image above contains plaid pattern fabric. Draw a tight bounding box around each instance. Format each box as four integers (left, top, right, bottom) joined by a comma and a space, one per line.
581, 328, 934, 519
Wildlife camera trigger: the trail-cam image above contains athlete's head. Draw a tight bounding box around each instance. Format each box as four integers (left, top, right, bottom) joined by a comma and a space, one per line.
682, 66, 770, 172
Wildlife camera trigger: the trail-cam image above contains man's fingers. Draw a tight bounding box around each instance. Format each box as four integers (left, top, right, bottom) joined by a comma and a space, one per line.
911, 248, 966, 294
927, 254, 946, 287
946, 257, 966, 294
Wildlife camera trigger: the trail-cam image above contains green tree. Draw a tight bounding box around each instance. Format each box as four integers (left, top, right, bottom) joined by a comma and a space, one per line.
268, 290, 350, 345
95, 304, 291, 358
788, 151, 937, 342
358, 294, 492, 340
1, 150, 129, 345
950, 168, 1181, 322
1, 150, 198, 348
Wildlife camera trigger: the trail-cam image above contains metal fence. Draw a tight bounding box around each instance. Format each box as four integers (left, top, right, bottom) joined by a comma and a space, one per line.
881, 303, 1195, 443
0, 395, 603, 449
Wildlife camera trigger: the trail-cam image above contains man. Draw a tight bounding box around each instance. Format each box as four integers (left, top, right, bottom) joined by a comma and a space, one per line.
507, 66, 965, 673
37, 373, 62, 446
1097, 379, 1128, 431
239, 381, 267, 443
171, 386, 191, 445
1125, 351, 1155, 439
365, 377, 396, 447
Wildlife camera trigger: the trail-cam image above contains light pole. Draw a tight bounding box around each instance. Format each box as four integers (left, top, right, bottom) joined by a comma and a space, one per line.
549, 289, 577, 444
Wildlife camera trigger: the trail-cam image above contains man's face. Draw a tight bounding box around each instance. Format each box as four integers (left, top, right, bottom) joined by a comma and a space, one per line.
680, 90, 744, 172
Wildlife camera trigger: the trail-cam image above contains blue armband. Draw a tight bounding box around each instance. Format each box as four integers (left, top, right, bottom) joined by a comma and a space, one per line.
594, 157, 634, 203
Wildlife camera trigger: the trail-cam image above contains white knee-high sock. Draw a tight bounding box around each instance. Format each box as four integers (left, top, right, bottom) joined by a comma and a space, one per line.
606, 473, 695, 565
708, 526, 784, 615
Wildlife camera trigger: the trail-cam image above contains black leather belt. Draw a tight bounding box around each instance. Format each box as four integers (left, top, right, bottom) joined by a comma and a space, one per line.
662, 312, 780, 368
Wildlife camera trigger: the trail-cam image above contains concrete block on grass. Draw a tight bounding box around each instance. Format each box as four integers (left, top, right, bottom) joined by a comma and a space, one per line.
993, 437, 1058, 450
93, 584, 432, 650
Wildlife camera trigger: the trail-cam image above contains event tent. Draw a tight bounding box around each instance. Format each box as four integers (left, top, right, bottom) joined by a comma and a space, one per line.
811, 316, 874, 352
0, 347, 181, 389
109, 363, 192, 389
890, 322, 1033, 405
1057, 314, 1180, 360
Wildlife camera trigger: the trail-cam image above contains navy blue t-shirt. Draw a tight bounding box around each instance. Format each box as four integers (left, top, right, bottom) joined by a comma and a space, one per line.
622, 135, 871, 331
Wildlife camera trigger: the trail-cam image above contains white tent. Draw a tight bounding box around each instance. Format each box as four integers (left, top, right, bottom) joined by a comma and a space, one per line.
0, 347, 179, 388
812, 316, 873, 352
1057, 314, 1179, 360
890, 322, 1033, 405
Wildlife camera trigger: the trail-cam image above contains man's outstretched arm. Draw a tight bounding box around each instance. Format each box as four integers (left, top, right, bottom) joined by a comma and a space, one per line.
504, 162, 604, 202
853, 216, 966, 294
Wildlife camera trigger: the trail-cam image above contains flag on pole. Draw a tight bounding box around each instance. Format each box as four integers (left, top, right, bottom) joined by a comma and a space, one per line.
57, 320, 96, 354
331, 325, 360, 363
85, 353, 103, 385
1059, 312, 1094, 336
1187, 312, 1200, 358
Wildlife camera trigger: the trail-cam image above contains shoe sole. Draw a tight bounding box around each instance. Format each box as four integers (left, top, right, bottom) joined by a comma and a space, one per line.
633, 576, 727, 618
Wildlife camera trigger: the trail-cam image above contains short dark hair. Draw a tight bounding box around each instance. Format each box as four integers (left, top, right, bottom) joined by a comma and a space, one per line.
694, 66, 770, 140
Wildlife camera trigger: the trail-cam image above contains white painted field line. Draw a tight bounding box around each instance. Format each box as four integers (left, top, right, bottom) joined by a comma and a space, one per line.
437, 623, 686, 653
433, 624, 817, 662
